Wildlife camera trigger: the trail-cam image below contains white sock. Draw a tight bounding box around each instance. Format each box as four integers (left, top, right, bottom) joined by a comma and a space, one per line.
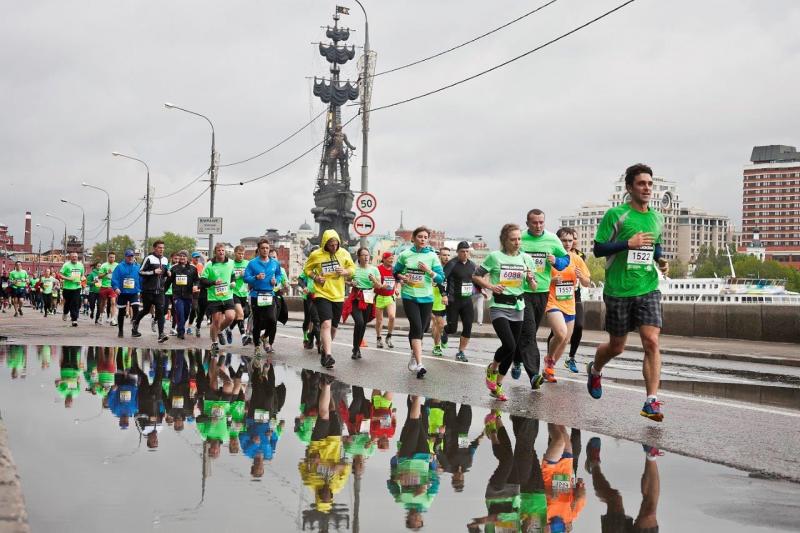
646, 395, 657, 403
591, 365, 601, 376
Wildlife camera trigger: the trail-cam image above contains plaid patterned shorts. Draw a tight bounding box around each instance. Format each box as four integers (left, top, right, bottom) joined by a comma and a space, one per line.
603, 290, 662, 337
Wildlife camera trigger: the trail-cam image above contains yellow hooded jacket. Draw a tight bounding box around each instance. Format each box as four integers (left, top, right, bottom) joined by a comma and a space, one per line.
303, 229, 355, 303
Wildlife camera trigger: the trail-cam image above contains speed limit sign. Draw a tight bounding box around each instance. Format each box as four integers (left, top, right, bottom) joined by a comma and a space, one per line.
356, 192, 377, 214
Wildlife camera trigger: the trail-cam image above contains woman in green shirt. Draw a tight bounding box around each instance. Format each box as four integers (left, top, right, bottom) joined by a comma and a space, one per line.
349, 248, 381, 360
473, 224, 536, 401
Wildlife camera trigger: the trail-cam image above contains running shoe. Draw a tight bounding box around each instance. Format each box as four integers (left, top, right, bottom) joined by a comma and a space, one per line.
585, 437, 601, 473
485, 364, 499, 391
177, 333, 185, 340
158, 334, 169, 344
19, 309, 23, 317
169, 328, 177, 336
441, 342, 448, 350
253, 345, 263, 357
242, 334, 252, 346
455, 351, 468, 362
117, 331, 124, 338
407, 357, 418, 372
376, 337, 384, 349
511, 362, 521, 380
110, 318, 117, 326
640, 398, 664, 422
218, 333, 226, 346
432, 345, 443, 357
186, 327, 193, 335
265, 346, 275, 354
642, 443, 665, 457
543, 367, 557, 383
586, 362, 602, 399
131, 328, 142, 338
416, 365, 427, 379
564, 358, 579, 373
225, 329, 233, 345
71, 321, 78, 327
303, 339, 314, 350
385, 337, 394, 349
530, 373, 544, 390
351, 349, 362, 360
490, 384, 508, 401
483, 410, 500, 435
211, 342, 219, 353
320, 354, 335, 369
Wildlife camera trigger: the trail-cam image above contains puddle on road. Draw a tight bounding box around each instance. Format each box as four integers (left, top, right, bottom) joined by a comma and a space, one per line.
1, 344, 799, 533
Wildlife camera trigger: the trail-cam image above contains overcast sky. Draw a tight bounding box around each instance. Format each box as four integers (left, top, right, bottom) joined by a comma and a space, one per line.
2, 0, 799, 249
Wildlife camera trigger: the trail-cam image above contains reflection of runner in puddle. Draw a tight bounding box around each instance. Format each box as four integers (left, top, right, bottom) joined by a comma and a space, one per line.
108, 347, 138, 429
468, 412, 546, 531
388, 394, 440, 529
298, 373, 351, 515
586, 437, 661, 533
54, 345, 80, 407
131, 349, 165, 449
369, 390, 396, 452
164, 349, 198, 433
8, 344, 27, 380
241, 362, 286, 478
340, 386, 378, 477
542, 423, 586, 531
437, 401, 481, 493
193, 350, 244, 458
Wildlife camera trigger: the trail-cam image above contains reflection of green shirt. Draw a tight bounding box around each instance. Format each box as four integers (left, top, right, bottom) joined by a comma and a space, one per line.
232, 259, 250, 298
344, 433, 376, 458
229, 400, 246, 437
7, 346, 25, 369
59, 262, 85, 290
99, 261, 118, 288
56, 368, 81, 398
201, 259, 235, 302
197, 400, 230, 441
520, 492, 547, 530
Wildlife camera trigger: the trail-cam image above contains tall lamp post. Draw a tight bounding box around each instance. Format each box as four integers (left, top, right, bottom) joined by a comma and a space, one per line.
112, 152, 151, 251
354, 0, 371, 247
60, 199, 86, 259
35, 223, 55, 254
164, 102, 218, 252
82, 182, 111, 255
45, 213, 68, 256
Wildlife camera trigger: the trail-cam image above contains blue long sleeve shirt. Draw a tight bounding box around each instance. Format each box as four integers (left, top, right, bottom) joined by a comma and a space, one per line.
243, 257, 283, 297
111, 261, 141, 294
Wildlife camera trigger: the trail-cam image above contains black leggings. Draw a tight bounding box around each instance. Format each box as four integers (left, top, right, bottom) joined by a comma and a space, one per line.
546, 301, 584, 358
62, 288, 81, 321
402, 299, 432, 342
446, 296, 474, 338
302, 298, 320, 342
351, 301, 373, 350
43, 293, 53, 315
492, 316, 523, 376
134, 293, 165, 335
250, 297, 277, 347
194, 296, 208, 329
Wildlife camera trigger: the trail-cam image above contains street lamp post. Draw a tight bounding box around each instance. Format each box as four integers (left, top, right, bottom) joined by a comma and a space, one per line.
112, 152, 151, 251
60, 199, 86, 259
45, 213, 68, 256
354, 0, 371, 248
165, 102, 218, 252
82, 182, 111, 256
36, 223, 55, 253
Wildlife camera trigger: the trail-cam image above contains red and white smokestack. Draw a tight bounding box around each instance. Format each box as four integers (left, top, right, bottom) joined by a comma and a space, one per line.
24, 212, 32, 251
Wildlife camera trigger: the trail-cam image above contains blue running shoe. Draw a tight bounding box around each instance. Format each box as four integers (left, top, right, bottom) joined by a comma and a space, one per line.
586, 362, 602, 399
642, 443, 665, 457
564, 358, 579, 373
511, 362, 522, 380
585, 437, 601, 473
640, 398, 664, 422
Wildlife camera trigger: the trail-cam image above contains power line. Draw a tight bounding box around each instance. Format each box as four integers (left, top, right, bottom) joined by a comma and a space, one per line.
152, 185, 210, 216
110, 199, 144, 222
112, 208, 146, 231
218, 108, 328, 168
369, 0, 638, 113
152, 167, 211, 200
218, 115, 358, 186
373, 0, 560, 78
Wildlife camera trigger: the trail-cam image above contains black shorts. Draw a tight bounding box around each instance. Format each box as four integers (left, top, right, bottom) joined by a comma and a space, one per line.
432, 309, 447, 317
233, 295, 248, 307
206, 299, 235, 315
314, 298, 343, 328
603, 290, 662, 337
116, 293, 141, 308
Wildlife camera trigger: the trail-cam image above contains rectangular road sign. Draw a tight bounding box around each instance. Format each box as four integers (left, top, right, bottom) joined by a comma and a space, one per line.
197, 217, 223, 235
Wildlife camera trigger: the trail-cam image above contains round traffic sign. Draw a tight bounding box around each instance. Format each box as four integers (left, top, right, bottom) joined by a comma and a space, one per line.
355, 192, 377, 214
353, 214, 376, 237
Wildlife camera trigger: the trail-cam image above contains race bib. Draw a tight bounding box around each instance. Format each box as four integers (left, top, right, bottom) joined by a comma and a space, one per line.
528, 252, 547, 273
234, 268, 244, 278
175, 275, 188, 286
231, 421, 243, 432
1, 283, 7, 289
405, 268, 425, 288
211, 406, 225, 418
257, 293, 273, 307
43, 281, 53, 290
123, 278, 135, 289
362, 289, 375, 304
555, 281, 574, 300
460, 283, 473, 297
172, 396, 184, 409
94, 279, 102, 288
66, 379, 79, 390
458, 435, 470, 449
379, 414, 392, 428
214, 284, 229, 297
383, 277, 395, 290
254, 409, 269, 422
120, 390, 132, 402
627, 246, 654, 269
321, 260, 339, 275
72, 269, 82, 281
499, 264, 524, 288
552, 473, 572, 493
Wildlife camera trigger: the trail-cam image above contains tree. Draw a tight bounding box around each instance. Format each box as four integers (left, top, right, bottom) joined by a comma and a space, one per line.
91, 235, 135, 260
585, 255, 605, 284
668, 258, 688, 278
145, 232, 197, 257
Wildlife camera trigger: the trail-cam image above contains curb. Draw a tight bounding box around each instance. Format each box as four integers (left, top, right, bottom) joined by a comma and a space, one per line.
0, 419, 29, 533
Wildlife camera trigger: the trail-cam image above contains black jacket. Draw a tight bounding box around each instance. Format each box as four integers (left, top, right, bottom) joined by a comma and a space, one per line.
165, 263, 198, 299
139, 254, 169, 294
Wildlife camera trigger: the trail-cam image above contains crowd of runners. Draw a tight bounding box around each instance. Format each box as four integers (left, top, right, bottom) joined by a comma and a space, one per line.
2, 163, 668, 421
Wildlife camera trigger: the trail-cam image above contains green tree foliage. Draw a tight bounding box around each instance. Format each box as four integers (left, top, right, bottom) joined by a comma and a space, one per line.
585, 255, 605, 284
691, 245, 800, 291
145, 232, 197, 257
668, 258, 688, 278
91, 235, 135, 260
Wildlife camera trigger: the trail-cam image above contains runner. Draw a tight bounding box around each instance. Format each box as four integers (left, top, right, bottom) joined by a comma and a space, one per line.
199, 242, 236, 353
111, 249, 141, 338
189, 251, 206, 336
30, 272, 42, 312
349, 247, 380, 360
588, 163, 669, 422
165, 252, 178, 335
303, 229, 355, 370
97, 252, 118, 326
516, 208, 570, 389
444, 241, 477, 362
132, 240, 169, 343
269, 249, 290, 324
548, 244, 589, 374
542, 227, 590, 383
40, 268, 56, 317
298, 266, 320, 351
542, 424, 586, 530
430, 247, 450, 357
229, 245, 251, 346
166, 250, 198, 340
373, 252, 399, 349
473, 223, 536, 401
394, 226, 445, 379
56, 252, 85, 327
86, 261, 102, 322
0, 269, 9, 313
8, 261, 29, 317
243, 239, 283, 356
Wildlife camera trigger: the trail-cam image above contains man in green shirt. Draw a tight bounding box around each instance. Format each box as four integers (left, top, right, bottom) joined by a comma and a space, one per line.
8, 261, 29, 317
516, 209, 570, 389
199, 242, 236, 352
57, 252, 85, 326
98, 252, 119, 326
86, 262, 102, 322
588, 163, 669, 422
228, 245, 251, 345
40, 268, 57, 317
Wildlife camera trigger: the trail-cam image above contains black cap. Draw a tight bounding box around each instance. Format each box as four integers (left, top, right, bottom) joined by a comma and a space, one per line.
457, 241, 470, 250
